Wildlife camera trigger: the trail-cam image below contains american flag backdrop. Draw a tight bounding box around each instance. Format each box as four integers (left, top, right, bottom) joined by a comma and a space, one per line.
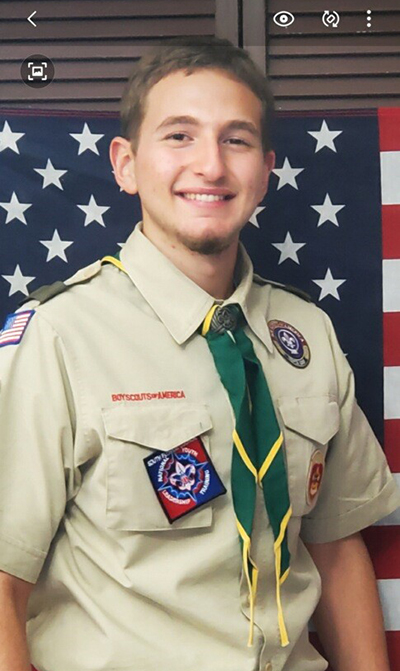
0, 107, 399, 669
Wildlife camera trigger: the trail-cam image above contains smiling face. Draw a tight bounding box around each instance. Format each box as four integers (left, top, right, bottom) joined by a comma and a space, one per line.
120, 68, 275, 255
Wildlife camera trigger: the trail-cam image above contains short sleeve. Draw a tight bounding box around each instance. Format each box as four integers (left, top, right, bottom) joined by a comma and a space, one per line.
300, 312, 400, 543
0, 310, 77, 582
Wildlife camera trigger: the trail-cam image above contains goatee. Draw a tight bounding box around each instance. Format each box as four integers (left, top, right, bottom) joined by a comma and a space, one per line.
178, 233, 234, 256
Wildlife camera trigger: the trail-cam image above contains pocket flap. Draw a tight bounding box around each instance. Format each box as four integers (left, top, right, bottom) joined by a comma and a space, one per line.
102, 402, 213, 450
278, 396, 339, 445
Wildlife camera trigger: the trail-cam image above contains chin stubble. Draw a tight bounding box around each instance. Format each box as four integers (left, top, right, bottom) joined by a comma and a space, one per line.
176, 231, 235, 256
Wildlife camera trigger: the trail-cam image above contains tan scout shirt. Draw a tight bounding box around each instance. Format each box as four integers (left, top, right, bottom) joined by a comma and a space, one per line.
0, 224, 399, 671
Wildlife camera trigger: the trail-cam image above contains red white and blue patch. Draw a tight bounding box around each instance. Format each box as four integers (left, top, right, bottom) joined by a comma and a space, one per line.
0, 310, 35, 348
144, 437, 226, 523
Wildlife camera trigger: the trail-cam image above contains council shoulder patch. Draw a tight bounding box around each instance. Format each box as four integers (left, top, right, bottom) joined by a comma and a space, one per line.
144, 437, 226, 523
306, 450, 325, 506
268, 319, 311, 368
0, 310, 35, 347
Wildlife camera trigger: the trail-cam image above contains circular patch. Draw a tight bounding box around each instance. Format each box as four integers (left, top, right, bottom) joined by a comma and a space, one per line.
268, 320, 310, 368
306, 450, 325, 506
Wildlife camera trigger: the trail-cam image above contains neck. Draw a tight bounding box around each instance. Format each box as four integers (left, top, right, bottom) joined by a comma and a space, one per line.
141, 224, 238, 300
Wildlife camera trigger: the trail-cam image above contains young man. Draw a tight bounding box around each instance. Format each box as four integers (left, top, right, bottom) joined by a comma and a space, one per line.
0, 37, 399, 671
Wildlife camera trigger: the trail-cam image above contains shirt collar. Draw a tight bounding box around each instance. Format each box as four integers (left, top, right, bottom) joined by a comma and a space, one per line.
227, 250, 273, 353
119, 223, 273, 351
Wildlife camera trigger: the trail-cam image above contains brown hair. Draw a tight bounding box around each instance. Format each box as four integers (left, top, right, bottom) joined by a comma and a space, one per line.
120, 36, 275, 154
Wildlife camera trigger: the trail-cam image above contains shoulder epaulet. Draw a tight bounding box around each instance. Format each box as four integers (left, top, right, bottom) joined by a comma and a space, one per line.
19, 281, 68, 307
253, 273, 314, 303
19, 260, 102, 308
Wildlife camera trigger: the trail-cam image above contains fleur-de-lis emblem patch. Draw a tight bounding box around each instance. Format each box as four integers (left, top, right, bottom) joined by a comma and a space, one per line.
144, 438, 226, 523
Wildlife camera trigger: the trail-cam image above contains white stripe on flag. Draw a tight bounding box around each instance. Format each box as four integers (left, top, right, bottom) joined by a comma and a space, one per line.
383, 260, 400, 313
375, 475, 400, 525
378, 579, 400, 630
1, 328, 24, 337
384, 367, 400, 419
380, 151, 400, 205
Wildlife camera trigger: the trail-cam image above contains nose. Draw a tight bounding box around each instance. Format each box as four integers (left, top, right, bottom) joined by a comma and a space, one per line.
191, 136, 227, 181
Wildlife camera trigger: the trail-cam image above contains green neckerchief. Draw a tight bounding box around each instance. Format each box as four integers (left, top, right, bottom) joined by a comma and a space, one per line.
202, 304, 292, 647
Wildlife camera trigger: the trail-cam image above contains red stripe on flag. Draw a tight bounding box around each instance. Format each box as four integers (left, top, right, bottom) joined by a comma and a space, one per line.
384, 313, 400, 366
379, 108, 400, 151
362, 526, 400, 579
384, 420, 400, 472
382, 206, 400, 259
387, 632, 400, 671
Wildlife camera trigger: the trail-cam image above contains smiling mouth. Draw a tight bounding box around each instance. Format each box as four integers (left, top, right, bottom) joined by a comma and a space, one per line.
177, 193, 235, 202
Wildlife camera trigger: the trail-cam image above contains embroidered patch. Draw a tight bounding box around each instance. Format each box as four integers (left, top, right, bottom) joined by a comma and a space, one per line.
307, 450, 325, 506
0, 310, 35, 347
144, 437, 226, 523
268, 320, 310, 368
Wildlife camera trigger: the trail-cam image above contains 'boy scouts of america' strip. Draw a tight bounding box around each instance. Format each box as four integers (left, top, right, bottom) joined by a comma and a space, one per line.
0, 310, 35, 347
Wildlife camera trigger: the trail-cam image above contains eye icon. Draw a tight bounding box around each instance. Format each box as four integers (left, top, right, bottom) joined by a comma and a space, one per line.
273, 11, 295, 28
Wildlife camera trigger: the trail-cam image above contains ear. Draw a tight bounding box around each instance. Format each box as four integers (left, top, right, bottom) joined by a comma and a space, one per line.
258, 150, 276, 203
109, 136, 138, 195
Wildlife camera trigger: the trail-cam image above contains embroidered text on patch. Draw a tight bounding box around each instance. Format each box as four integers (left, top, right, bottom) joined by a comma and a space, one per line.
111, 390, 186, 402
144, 437, 226, 523
0, 310, 35, 347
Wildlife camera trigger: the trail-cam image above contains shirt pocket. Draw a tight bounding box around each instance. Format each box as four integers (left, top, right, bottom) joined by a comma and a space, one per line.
101, 402, 214, 531
277, 396, 340, 516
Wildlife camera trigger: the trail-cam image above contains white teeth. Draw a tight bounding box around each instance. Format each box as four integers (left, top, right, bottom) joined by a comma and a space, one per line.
181, 193, 228, 202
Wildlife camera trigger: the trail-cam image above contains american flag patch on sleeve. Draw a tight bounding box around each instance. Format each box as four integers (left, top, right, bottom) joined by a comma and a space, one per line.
0, 310, 35, 347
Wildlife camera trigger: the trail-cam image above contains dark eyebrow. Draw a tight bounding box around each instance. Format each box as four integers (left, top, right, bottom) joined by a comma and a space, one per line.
155, 115, 260, 138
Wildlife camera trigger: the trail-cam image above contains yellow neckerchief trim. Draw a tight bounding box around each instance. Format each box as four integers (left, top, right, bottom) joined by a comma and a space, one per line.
274, 545, 288, 646
258, 432, 284, 484
233, 430, 258, 480
273, 505, 292, 647
101, 255, 125, 272
201, 303, 219, 336
280, 566, 290, 585
236, 518, 259, 646
274, 506, 292, 552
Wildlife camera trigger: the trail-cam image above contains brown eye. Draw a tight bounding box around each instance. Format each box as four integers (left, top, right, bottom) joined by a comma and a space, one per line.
167, 133, 190, 141
226, 138, 249, 146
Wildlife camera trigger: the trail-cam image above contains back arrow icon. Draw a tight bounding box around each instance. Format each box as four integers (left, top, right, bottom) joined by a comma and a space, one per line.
27, 11, 37, 27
